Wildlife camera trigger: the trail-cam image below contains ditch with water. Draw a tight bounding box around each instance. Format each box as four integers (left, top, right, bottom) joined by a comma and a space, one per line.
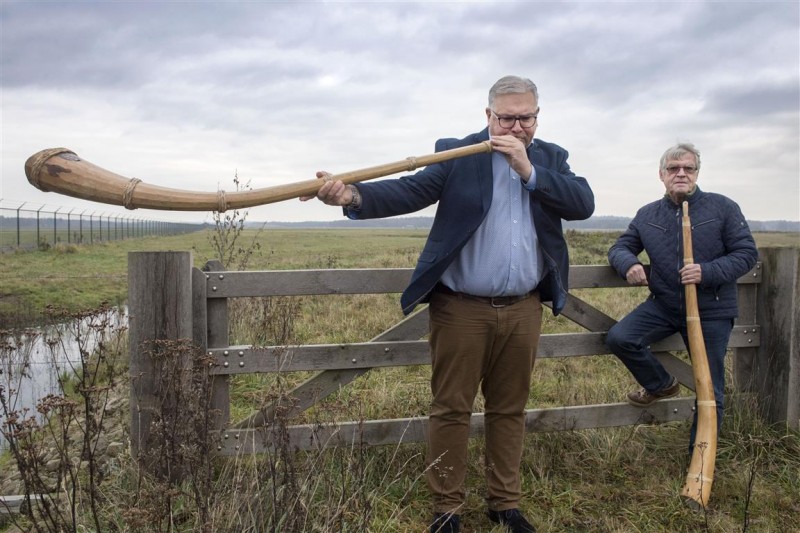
0, 307, 128, 451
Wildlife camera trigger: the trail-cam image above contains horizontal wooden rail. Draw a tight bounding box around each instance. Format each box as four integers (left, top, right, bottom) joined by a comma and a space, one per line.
0, 494, 45, 516
213, 397, 698, 454
202, 264, 762, 298
207, 325, 760, 375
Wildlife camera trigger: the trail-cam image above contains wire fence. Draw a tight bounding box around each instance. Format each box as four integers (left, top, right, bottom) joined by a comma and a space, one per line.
0, 204, 205, 251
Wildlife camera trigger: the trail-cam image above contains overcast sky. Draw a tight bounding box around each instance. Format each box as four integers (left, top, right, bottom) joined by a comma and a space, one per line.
2, 1, 798, 225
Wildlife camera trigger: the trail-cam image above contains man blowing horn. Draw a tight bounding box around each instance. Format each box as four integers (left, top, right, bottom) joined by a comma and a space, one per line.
303, 75, 594, 533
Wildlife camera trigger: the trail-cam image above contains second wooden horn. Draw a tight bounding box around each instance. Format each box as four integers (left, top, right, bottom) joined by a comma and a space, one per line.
24, 141, 492, 212
680, 200, 718, 508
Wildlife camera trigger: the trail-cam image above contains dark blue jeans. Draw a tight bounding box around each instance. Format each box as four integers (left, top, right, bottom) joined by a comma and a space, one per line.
605, 298, 733, 447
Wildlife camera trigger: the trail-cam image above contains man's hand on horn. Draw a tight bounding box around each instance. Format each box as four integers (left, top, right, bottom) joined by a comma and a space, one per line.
299, 171, 353, 206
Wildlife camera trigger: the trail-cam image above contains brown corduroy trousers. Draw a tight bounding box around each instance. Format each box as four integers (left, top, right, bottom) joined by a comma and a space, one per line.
426, 289, 542, 514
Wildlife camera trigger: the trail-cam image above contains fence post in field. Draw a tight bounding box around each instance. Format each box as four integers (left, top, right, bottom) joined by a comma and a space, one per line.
128, 251, 194, 475
751, 247, 800, 430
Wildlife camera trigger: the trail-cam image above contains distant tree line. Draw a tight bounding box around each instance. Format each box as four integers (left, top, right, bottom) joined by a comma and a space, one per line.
260, 215, 800, 232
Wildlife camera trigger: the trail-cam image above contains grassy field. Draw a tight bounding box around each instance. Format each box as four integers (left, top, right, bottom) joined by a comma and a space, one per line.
0, 227, 432, 327
0, 228, 796, 328
0, 227, 798, 532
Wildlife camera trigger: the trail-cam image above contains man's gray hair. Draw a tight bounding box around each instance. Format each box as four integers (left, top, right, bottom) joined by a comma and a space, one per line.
488, 75, 539, 107
660, 142, 702, 171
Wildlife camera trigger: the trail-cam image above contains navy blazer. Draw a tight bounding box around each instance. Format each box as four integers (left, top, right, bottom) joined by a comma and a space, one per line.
350, 128, 595, 315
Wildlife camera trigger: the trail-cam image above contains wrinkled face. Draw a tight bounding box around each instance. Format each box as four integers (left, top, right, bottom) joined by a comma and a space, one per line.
486, 92, 539, 146
660, 153, 699, 202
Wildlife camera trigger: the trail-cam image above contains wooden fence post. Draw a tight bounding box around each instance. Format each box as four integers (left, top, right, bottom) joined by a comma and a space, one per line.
732, 264, 760, 397
753, 247, 800, 430
128, 251, 194, 471
203, 260, 230, 430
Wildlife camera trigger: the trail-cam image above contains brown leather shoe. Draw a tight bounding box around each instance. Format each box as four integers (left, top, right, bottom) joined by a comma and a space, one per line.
627, 376, 680, 406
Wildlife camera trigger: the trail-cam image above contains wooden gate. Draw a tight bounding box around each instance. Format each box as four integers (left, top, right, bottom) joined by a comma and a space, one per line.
127, 247, 799, 461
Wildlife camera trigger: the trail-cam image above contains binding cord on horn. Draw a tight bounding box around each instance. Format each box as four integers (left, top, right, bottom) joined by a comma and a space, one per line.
25, 148, 75, 191
217, 190, 227, 213
123, 178, 142, 210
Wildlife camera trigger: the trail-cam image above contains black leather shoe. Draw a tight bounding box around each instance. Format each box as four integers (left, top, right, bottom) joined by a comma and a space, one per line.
430, 512, 461, 533
487, 508, 536, 532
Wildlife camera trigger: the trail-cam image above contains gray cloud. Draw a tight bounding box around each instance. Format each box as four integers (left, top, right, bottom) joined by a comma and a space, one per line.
703, 82, 799, 118
1, 1, 797, 223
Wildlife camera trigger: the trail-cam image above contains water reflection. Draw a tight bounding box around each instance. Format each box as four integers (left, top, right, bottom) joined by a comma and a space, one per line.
0, 307, 128, 450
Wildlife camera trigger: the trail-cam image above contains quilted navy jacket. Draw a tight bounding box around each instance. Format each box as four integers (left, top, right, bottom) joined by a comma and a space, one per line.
347, 128, 595, 315
608, 187, 758, 319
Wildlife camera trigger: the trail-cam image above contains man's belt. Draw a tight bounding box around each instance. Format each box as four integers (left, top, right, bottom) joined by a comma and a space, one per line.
434, 283, 536, 308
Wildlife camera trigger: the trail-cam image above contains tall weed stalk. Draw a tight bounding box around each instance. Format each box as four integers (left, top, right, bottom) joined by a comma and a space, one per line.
0, 305, 126, 532
203, 172, 265, 271
126, 339, 217, 532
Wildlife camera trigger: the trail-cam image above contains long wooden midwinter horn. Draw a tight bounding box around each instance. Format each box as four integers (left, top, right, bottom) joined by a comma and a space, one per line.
24, 141, 492, 212
680, 200, 718, 509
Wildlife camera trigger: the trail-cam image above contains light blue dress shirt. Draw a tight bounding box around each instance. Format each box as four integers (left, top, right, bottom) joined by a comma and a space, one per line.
439, 150, 543, 297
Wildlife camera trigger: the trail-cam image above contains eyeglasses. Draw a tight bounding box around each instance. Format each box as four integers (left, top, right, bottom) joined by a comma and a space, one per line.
491, 111, 538, 128
664, 165, 698, 175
